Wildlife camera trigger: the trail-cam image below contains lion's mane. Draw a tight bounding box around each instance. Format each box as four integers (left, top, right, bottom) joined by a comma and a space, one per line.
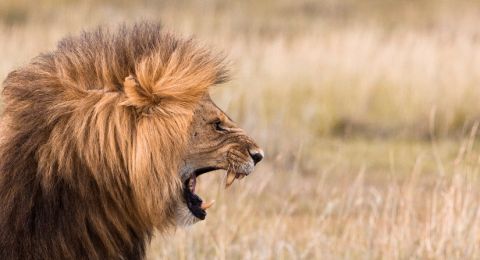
0, 23, 227, 259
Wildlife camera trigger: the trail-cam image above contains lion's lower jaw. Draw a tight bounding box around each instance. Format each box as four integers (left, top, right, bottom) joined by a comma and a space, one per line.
175, 204, 201, 226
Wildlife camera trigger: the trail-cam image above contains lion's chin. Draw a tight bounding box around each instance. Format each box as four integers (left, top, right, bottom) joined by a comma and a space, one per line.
175, 203, 202, 226
174, 178, 211, 226
178, 165, 253, 223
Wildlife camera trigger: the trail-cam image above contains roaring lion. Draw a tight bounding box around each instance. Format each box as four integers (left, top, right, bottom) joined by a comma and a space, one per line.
0, 23, 263, 259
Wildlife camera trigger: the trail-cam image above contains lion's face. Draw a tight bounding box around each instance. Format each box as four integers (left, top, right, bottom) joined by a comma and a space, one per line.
176, 94, 263, 224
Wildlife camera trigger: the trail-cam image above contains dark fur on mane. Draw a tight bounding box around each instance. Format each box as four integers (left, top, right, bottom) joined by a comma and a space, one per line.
0, 22, 228, 259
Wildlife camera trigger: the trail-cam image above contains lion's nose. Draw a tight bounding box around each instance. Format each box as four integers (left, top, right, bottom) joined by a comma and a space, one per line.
249, 148, 264, 165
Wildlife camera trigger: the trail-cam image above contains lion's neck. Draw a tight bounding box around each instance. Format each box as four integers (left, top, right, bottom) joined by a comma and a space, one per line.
0, 163, 152, 259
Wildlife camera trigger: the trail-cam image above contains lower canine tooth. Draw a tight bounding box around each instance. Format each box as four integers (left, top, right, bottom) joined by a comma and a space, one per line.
225, 171, 236, 188
201, 200, 215, 210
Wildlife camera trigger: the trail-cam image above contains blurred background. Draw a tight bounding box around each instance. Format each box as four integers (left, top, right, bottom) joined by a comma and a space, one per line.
2, 0, 480, 259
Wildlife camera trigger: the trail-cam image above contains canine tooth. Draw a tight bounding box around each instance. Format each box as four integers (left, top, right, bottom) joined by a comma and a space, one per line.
201, 200, 215, 210
237, 173, 245, 180
225, 171, 236, 188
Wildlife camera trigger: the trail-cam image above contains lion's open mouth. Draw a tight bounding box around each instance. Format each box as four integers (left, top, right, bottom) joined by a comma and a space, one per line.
183, 167, 248, 220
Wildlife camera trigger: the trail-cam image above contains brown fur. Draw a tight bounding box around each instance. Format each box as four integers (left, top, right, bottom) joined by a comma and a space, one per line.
0, 23, 228, 259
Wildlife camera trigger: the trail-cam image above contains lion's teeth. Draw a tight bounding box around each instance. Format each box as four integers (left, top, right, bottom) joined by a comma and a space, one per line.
200, 200, 215, 210
225, 171, 236, 188
237, 173, 245, 180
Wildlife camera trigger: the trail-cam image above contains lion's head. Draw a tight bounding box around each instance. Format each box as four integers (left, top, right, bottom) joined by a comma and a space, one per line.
0, 23, 263, 259
122, 74, 263, 226
176, 93, 263, 225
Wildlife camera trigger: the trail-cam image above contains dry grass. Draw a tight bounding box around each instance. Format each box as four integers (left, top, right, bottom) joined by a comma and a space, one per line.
151, 130, 480, 259
1, 0, 480, 259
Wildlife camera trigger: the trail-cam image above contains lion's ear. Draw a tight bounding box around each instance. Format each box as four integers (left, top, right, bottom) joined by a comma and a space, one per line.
121, 75, 157, 107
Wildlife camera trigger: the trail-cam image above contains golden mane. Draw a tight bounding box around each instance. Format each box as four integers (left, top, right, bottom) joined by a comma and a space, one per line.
0, 22, 228, 259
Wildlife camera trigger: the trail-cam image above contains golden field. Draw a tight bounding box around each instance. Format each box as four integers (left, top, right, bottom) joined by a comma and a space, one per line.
1, 0, 480, 259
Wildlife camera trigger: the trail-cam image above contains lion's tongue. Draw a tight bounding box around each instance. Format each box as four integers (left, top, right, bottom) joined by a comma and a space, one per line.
189, 174, 215, 211
188, 175, 196, 192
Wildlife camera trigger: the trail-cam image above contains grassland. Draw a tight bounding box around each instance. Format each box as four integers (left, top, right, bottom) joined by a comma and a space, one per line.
1, 0, 480, 259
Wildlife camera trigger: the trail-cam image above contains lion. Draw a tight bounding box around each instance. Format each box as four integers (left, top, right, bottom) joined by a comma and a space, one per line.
0, 22, 263, 259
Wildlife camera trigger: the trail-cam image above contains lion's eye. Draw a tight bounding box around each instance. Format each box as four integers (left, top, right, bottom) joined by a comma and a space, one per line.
213, 120, 227, 132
